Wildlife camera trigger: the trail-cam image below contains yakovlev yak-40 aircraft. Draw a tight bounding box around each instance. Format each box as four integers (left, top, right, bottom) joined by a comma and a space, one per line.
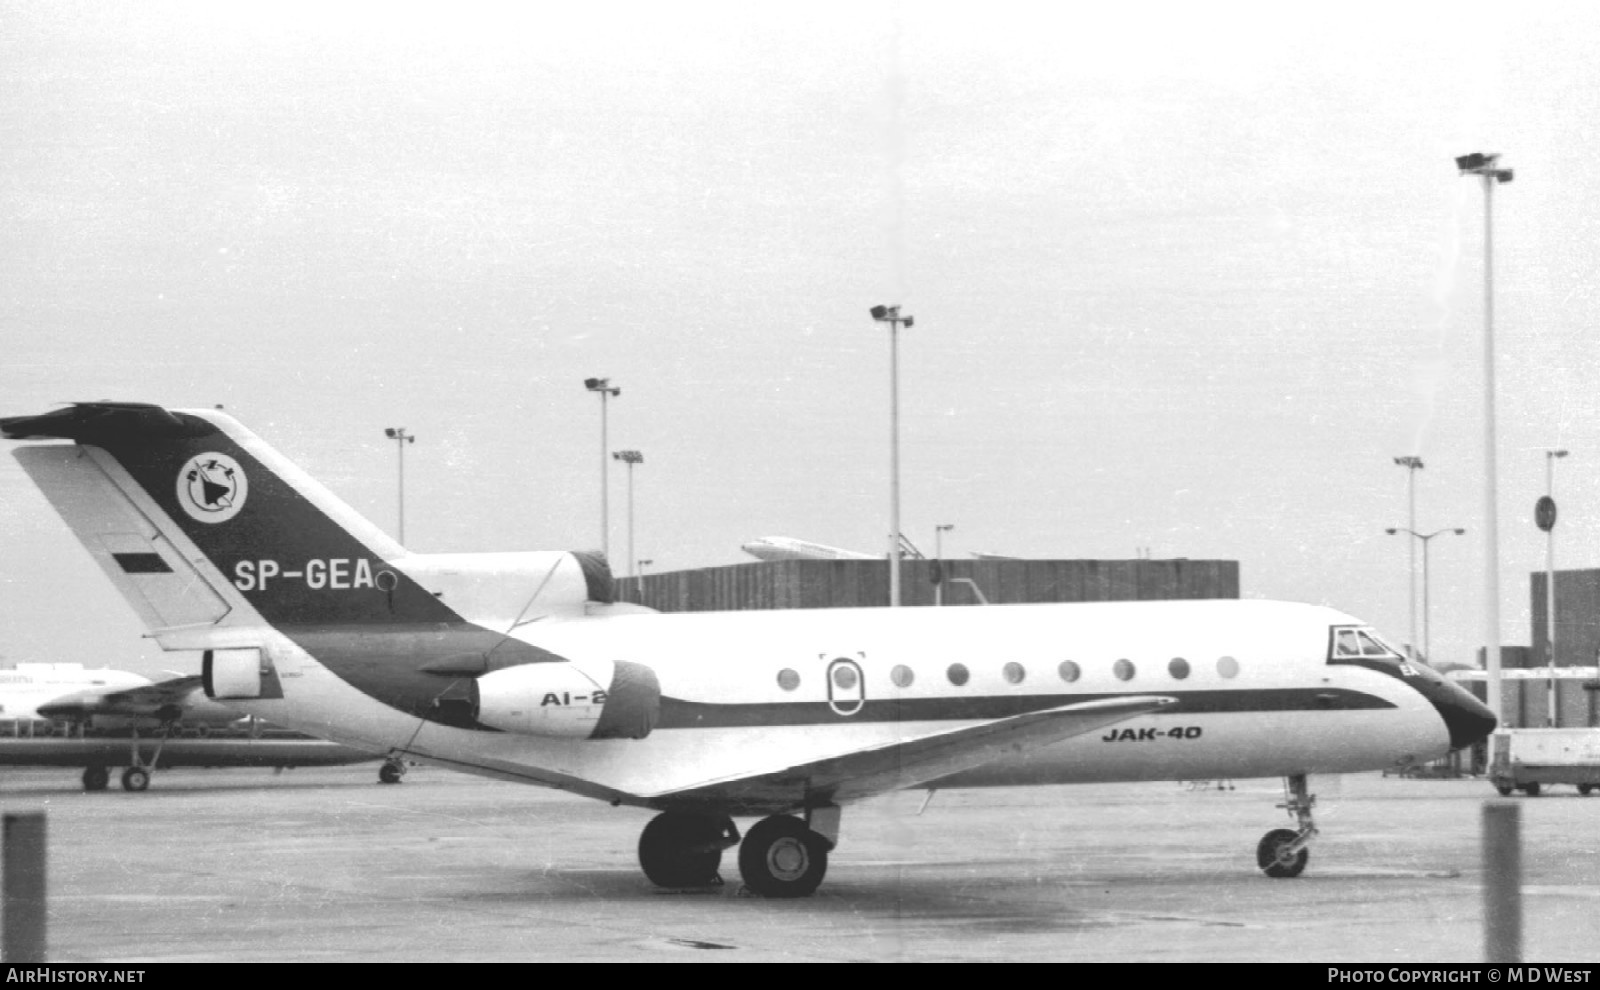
3, 402, 1497, 897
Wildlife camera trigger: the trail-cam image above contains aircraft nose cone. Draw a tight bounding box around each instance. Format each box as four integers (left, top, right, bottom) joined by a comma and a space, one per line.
35, 701, 76, 720
1436, 681, 1497, 750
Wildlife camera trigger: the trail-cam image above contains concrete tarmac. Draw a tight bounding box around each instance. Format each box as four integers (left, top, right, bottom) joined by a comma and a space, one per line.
2, 766, 1595, 963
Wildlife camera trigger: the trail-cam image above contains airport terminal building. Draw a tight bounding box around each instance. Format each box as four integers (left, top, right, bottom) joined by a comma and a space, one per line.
617, 557, 1238, 611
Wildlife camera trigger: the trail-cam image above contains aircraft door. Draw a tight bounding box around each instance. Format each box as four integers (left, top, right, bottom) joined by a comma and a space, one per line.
826, 656, 866, 716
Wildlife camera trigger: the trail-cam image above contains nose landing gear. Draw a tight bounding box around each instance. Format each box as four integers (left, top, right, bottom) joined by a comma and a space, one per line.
1257, 773, 1317, 878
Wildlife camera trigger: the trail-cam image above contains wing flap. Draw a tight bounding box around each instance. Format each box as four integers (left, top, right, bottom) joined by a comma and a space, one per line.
648, 695, 1176, 814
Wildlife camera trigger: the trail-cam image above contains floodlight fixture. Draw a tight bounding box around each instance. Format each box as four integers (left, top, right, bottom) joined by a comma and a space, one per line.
584, 377, 622, 559
1386, 525, 1467, 663
868, 304, 916, 606
383, 427, 415, 544
613, 450, 644, 578
1456, 150, 1514, 722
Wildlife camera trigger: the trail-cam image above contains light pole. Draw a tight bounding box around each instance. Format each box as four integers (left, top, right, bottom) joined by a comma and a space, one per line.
1385, 527, 1466, 665
1393, 456, 1425, 658
583, 378, 621, 561
1457, 151, 1513, 723
383, 427, 415, 544
869, 304, 914, 607
613, 450, 643, 582
934, 523, 954, 607
636, 558, 652, 600
1541, 448, 1569, 726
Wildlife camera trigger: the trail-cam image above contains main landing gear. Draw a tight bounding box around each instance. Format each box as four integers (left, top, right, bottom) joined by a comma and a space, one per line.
79, 763, 154, 792
639, 807, 837, 898
1256, 773, 1317, 878
378, 758, 407, 785
81, 725, 174, 792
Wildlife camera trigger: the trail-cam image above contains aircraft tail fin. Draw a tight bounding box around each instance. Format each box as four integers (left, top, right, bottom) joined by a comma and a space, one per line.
4, 402, 462, 631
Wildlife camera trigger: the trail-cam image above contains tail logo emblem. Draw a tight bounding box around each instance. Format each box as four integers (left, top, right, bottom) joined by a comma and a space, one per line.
176, 453, 249, 524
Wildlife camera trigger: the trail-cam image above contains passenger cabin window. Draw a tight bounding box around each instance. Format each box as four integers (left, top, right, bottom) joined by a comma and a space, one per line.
947, 663, 970, 686
1058, 661, 1081, 683
777, 668, 800, 691
890, 665, 914, 688
1002, 662, 1026, 685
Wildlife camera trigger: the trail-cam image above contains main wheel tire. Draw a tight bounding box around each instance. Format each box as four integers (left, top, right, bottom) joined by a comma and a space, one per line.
1494, 783, 1514, 797
738, 815, 829, 898
1256, 827, 1308, 879
1579, 784, 1594, 796
1521, 782, 1542, 797
378, 761, 404, 785
121, 767, 150, 793
82, 766, 110, 792
638, 812, 728, 888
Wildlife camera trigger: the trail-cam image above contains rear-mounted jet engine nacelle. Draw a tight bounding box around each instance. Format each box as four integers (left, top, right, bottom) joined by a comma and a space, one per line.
203, 647, 283, 701
473, 659, 659, 740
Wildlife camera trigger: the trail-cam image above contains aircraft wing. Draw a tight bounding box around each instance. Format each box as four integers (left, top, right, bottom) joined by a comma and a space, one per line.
36, 675, 208, 723
647, 695, 1176, 816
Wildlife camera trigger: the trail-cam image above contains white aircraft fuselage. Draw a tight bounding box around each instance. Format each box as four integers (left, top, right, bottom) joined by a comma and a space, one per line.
209, 600, 1467, 810
0, 663, 150, 723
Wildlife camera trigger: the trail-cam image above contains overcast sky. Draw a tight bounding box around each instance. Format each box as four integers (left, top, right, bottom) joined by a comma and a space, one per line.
3, 1, 1599, 678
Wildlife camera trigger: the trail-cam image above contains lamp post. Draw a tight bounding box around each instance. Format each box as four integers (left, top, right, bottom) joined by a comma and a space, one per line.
934, 523, 954, 607
869, 304, 914, 607
1457, 151, 1513, 723
1541, 448, 1569, 726
383, 427, 415, 545
1393, 456, 1425, 658
583, 378, 621, 561
1385, 527, 1466, 665
613, 450, 643, 582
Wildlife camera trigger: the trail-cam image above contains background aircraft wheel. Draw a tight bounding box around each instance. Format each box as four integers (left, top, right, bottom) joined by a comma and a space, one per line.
738, 815, 828, 898
120, 767, 150, 793
1520, 783, 1541, 797
378, 760, 404, 785
82, 766, 110, 792
1256, 828, 1308, 878
1494, 783, 1514, 797
1579, 784, 1594, 796
638, 812, 729, 888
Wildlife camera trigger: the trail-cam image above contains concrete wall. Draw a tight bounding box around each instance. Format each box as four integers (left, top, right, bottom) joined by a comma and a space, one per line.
618, 558, 1238, 613
1528, 569, 1600, 727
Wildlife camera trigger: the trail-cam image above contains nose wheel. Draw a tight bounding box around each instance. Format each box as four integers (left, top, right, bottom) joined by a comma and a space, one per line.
1257, 773, 1316, 878
81, 766, 110, 792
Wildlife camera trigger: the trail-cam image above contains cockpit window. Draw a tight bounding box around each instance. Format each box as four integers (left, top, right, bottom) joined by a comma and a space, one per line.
1328, 625, 1405, 662
1359, 632, 1390, 656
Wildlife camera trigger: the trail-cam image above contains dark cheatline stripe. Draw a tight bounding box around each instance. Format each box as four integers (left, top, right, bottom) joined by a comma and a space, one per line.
655, 687, 1395, 730
112, 552, 172, 574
